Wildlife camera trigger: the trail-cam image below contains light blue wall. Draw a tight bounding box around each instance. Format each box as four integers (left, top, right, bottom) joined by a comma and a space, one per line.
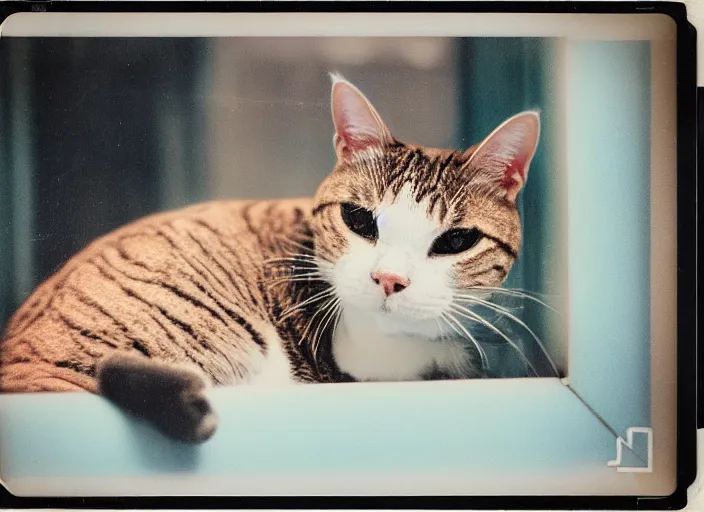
566, 41, 652, 435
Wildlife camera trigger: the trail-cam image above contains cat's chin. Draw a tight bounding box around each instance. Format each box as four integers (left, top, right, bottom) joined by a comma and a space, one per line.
342, 303, 443, 339
379, 302, 437, 318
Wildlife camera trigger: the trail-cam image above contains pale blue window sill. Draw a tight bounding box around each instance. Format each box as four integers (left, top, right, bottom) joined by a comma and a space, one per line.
0, 379, 658, 497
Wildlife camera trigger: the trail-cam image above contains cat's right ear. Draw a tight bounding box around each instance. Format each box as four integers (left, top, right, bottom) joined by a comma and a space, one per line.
330, 74, 392, 160
461, 111, 540, 203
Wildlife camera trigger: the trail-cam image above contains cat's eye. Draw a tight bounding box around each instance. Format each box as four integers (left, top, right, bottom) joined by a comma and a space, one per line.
429, 228, 483, 256
340, 203, 378, 241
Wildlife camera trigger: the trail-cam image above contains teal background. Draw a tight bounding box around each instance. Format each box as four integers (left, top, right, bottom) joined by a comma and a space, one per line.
457, 38, 562, 377
0, 38, 210, 318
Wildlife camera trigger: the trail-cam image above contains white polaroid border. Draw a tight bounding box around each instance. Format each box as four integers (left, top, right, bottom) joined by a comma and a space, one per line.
0, 11, 678, 498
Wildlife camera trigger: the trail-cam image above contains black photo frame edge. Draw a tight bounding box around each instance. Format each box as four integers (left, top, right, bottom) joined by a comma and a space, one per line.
0, 1, 696, 510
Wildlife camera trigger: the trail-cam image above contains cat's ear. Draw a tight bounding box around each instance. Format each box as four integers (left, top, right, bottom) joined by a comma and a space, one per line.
330, 74, 392, 160
463, 111, 540, 202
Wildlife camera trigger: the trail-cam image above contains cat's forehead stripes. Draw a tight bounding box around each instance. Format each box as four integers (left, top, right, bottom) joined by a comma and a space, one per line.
345, 144, 474, 225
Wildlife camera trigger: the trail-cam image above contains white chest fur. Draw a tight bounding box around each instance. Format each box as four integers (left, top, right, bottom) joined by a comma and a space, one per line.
332, 309, 473, 381
246, 329, 296, 386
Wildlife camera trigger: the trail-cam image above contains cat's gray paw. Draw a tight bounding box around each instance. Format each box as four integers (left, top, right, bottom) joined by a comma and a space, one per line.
97, 352, 219, 443
170, 386, 219, 443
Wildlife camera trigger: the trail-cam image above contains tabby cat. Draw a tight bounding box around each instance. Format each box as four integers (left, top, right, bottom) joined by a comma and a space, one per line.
0, 75, 540, 443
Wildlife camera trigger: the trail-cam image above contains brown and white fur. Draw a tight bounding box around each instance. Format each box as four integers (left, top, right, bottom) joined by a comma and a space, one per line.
0, 75, 540, 442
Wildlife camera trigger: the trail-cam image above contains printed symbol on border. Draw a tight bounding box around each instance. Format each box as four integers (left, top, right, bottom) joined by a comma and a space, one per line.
607, 427, 653, 472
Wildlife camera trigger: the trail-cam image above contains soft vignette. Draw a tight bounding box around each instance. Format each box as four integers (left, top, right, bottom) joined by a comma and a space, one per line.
0, 0, 698, 508
682, 0, 701, 509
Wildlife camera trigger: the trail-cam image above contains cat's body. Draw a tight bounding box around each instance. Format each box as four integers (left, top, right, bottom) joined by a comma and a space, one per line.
0, 75, 541, 442
1, 199, 329, 392
0, 197, 474, 392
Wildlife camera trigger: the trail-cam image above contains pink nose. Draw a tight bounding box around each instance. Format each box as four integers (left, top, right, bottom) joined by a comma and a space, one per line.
371, 271, 410, 297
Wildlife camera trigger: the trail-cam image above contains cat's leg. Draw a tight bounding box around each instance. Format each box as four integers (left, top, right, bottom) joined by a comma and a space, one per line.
96, 352, 218, 443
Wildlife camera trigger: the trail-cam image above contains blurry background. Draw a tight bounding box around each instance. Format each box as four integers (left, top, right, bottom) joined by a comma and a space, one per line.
0, 36, 562, 377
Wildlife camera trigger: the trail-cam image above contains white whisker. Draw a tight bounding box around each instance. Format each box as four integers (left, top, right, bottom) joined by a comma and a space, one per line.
312, 298, 341, 362
266, 276, 328, 290
297, 298, 333, 346
267, 271, 326, 282
264, 255, 320, 265
464, 286, 559, 314
440, 312, 489, 371
274, 271, 326, 279
298, 299, 333, 345
280, 287, 336, 320
326, 301, 344, 367
313, 298, 339, 347
450, 303, 539, 377
454, 295, 559, 377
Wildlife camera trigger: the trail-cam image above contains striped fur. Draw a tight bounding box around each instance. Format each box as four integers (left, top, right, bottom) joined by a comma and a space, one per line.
0, 199, 351, 393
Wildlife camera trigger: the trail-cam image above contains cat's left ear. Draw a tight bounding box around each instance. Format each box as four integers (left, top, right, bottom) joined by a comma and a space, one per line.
463, 111, 540, 202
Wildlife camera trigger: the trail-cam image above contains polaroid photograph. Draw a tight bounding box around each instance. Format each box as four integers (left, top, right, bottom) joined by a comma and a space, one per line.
0, 3, 697, 509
